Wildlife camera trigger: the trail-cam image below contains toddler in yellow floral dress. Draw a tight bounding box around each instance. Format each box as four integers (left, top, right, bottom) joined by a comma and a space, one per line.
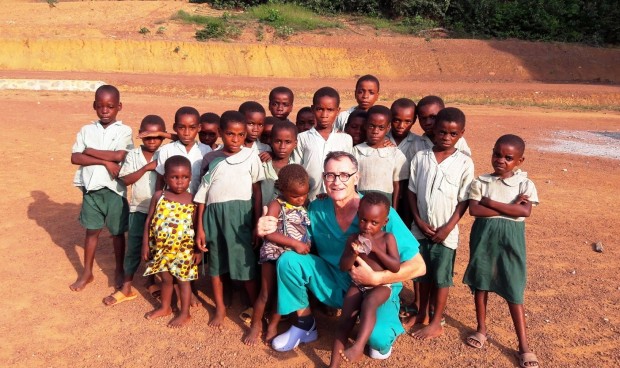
141, 156, 201, 328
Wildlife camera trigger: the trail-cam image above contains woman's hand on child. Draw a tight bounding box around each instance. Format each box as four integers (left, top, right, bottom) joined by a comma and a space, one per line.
350, 257, 380, 287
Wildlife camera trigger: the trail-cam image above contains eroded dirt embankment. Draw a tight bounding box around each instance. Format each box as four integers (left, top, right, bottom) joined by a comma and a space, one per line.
2, 37, 619, 83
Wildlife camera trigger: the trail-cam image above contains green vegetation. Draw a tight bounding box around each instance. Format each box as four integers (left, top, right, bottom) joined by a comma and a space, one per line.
139, 27, 150, 35
156, 26, 166, 34
173, 10, 243, 41
188, 0, 619, 45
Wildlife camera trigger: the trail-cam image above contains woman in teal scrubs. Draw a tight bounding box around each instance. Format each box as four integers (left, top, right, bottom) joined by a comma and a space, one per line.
258, 151, 426, 358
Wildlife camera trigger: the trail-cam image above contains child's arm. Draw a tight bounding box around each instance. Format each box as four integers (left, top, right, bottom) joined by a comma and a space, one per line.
263, 200, 310, 254
141, 191, 161, 261
471, 195, 532, 218
138, 130, 176, 141
81, 148, 128, 163
155, 173, 165, 191
252, 182, 263, 247
191, 206, 203, 264
259, 151, 273, 163
71, 152, 121, 178
194, 203, 208, 252
407, 190, 436, 238
431, 201, 468, 243
120, 160, 157, 186
392, 180, 400, 211
340, 235, 360, 271
370, 233, 401, 273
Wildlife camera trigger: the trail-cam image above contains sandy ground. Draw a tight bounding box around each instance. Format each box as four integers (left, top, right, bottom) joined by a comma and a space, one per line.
2, 1, 620, 367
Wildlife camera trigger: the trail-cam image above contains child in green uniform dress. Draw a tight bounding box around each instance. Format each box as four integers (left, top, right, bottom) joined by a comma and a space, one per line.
463, 134, 539, 368
142, 156, 200, 328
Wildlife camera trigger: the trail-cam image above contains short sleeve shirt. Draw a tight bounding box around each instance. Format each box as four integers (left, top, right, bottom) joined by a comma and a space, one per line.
333, 106, 357, 132
156, 141, 211, 195
411, 134, 472, 158
119, 146, 159, 213
469, 170, 539, 221
408, 149, 474, 249
386, 131, 423, 163
293, 128, 353, 201
72, 120, 134, 195
194, 147, 265, 205
353, 143, 409, 194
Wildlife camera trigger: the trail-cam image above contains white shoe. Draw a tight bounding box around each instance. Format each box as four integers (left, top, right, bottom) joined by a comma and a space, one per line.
368, 346, 392, 360
272, 323, 318, 352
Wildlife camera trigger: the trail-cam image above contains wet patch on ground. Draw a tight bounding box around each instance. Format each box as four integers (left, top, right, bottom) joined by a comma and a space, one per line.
536, 130, 620, 160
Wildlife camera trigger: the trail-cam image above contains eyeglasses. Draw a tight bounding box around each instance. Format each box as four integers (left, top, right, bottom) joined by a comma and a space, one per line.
323, 171, 357, 182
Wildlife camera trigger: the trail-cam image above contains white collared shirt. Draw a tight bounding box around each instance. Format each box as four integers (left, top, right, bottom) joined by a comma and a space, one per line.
194, 147, 265, 204
353, 143, 408, 194
119, 146, 159, 213
411, 134, 472, 158
293, 128, 353, 200
386, 131, 423, 163
72, 120, 134, 195
156, 140, 211, 194
469, 170, 539, 221
408, 149, 474, 249
333, 106, 357, 132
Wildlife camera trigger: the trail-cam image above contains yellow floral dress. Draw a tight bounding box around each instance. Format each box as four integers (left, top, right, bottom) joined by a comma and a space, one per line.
143, 194, 198, 281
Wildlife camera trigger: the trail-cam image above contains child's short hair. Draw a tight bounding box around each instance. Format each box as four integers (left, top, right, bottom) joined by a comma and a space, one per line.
239, 101, 266, 115
164, 155, 191, 173
296, 106, 312, 119
220, 110, 246, 130
275, 164, 309, 192
174, 106, 200, 125
348, 109, 368, 124
356, 75, 380, 91
496, 134, 526, 156
271, 121, 298, 138
200, 112, 220, 125
312, 87, 340, 107
359, 192, 390, 213
391, 98, 417, 114
269, 86, 294, 103
95, 84, 120, 101
436, 107, 466, 128
264, 116, 280, 127
367, 105, 392, 123
417, 95, 445, 110
139, 115, 166, 131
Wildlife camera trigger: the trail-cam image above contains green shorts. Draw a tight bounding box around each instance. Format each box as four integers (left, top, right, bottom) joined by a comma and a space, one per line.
124, 211, 148, 276
79, 187, 129, 236
414, 239, 456, 288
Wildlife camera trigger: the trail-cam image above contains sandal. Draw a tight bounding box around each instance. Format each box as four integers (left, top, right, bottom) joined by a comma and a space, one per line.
519, 352, 539, 368
466, 332, 487, 349
399, 303, 418, 319
102, 289, 137, 306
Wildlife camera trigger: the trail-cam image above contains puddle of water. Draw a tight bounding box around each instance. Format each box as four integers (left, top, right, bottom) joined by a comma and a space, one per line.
536, 130, 620, 160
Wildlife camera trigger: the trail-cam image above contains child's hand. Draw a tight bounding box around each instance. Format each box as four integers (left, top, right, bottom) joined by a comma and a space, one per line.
349, 240, 361, 255
192, 251, 203, 265
141, 242, 151, 262
104, 161, 121, 178
431, 224, 452, 243
291, 241, 310, 255
479, 196, 491, 207
315, 193, 329, 200
195, 228, 208, 252
259, 151, 273, 163
252, 229, 261, 249
381, 138, 396, 148
414, 218, 436, 239
138, 131, 166, 139
515, 194, 530, 205
145, 160, 157, 172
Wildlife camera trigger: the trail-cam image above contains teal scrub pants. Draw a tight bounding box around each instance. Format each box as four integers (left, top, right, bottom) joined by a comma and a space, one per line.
276, 251, 404, 354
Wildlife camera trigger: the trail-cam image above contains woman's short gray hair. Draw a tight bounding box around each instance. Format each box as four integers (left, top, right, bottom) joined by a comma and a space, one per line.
323, 151, 358, 171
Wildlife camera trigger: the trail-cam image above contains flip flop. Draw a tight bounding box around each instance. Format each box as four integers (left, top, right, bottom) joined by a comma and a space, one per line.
147, 284, 161, 299
466, 332, 487, 349
399, 303, 418, 319
239, 307, 253, 324
103, 289, 137, 306
519, 352, 539, 368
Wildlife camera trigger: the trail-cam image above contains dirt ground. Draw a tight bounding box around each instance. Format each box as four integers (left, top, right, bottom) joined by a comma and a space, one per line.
1, 1, 620, 367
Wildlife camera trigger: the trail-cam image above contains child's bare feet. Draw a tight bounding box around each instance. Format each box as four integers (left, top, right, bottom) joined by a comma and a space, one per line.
264, 325, 278, 343
208, 306, 226, 327
403, 313, 427, 331
69, 274, 94, 291
190, 293, 200, 307
243, 325, 261, 346
340, 345, 364, 363
168, 313, 191, 328
145, 306, 172, 320
411, 322, 443, 340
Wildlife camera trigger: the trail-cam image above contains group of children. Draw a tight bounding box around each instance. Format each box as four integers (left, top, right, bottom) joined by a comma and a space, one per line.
69, 74, 539, 367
